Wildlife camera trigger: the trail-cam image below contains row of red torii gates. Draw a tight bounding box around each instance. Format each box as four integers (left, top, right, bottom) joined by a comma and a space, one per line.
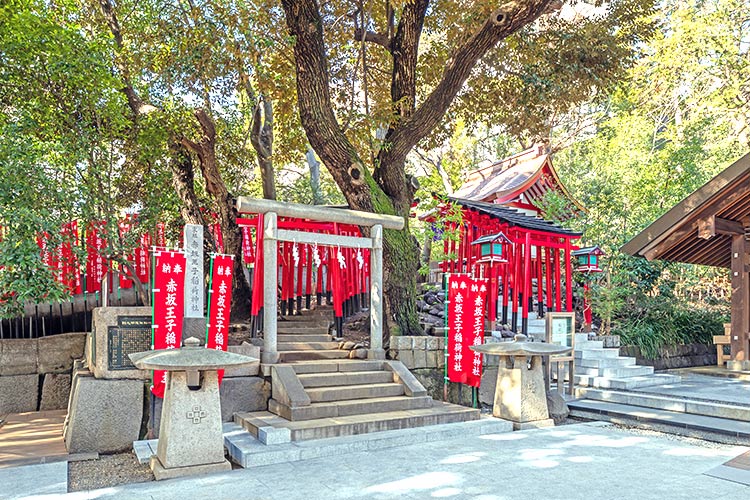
426, 198, 583, 336
239, 196, 584, 339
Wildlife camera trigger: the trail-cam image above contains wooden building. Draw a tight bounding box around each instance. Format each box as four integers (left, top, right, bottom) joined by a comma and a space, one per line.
622, 152, 750, 369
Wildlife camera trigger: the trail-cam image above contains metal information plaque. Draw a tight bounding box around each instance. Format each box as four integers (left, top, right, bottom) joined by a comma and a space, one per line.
108, 315, 152, 370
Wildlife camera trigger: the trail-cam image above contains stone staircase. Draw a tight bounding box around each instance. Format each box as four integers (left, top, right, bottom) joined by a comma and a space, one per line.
573, 333, 681, 389
231, 306, 480, 445
275, 306, 351, 362
235, 359, 479, 442
569, 387, 750, 445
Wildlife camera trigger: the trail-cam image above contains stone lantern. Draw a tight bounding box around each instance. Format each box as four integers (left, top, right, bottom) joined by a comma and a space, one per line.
129, 337, 258, 480
471, 334, 571, 429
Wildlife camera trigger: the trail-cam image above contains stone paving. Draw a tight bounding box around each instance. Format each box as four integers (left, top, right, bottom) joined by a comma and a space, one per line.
642, 372, 750, 405
8, 421, 749, 500
0, 410, 68, 468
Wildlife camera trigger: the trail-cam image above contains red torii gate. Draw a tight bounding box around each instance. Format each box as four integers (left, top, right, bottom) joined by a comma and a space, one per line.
425, 198, 581, 337
237, 215, 370, 337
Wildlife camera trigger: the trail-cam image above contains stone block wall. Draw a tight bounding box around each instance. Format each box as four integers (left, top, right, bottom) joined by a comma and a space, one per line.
390, 335, 446, 370
619, 343, 717, 370
0, 333, 86, 413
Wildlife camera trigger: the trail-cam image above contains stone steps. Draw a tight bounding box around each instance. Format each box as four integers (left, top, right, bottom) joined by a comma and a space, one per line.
276, 322, 328, 335
278, 334, 332, 343
298, 370, 393, 388
235, 402, 480, 442
574, 373, 681, 390
306, 383, 405, 403
224, 417, 512, 468
578, 365, 654, 378
569, 399, 750, 445
277, 341, 341, 351
577, 357, 636, 369
575, 348, 620, 359
288, 360, 384, 374
278, 349, 351, 362
269, 395, 434, 421
575, 388, 750, 422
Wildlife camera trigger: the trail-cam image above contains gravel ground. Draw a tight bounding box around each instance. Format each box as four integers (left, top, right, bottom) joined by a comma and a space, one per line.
68, 452, 154, 492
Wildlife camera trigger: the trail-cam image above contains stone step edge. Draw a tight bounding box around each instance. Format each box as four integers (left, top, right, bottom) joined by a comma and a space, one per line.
574, 374, 681, 390
224, 416, 512, 468
569, 400, 750, 444
576, 388, 750, 421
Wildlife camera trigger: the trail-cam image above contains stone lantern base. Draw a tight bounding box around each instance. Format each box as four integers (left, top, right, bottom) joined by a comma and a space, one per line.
494, 355, 554, 430
151, 370, 232, 480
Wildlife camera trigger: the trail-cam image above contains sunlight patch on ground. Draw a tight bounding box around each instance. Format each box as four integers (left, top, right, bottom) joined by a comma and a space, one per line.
440, 451, 488, 464
566, 456, 594, 463
364, 471, 463, 494
559, 433, 649, 449
431, 487, 464, 497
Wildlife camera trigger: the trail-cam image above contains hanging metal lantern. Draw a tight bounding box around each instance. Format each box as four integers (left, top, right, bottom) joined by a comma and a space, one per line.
471, 231, 512, 264
572, 245, 605, 273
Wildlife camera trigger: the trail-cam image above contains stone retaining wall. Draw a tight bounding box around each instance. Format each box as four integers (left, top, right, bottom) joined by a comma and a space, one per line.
619, 343, 717, 370
0, 333, 86, 413
389, 336, 445, 370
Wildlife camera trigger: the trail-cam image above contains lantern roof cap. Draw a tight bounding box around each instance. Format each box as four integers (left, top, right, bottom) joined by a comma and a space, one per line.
572, 245, 605, 256
470, 231, 512, 246
470, 334, 572, 356
129, 337, 258, 371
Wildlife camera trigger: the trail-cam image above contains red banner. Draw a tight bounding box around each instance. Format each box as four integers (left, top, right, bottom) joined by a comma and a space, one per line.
85, 222, 108, 293
446, 274, 487, 387
155, 221, 167, 247
151, 250, 186, 398
207, 254, 234, 384
135, 233, 151, 284
241, 225, 253, 264
118, 218, 134, 289
61, 221, 82, 295
211, 223, 224, 253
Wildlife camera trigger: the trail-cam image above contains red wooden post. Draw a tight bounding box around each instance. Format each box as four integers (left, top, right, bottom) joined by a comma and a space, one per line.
296, 242, 304, 314
565, 239, 573, 312
554, 247, 562, 312
545, 245, 553, 312
536, 245, 544, 316
305, 244, 313, 309
522, 231, 531, 335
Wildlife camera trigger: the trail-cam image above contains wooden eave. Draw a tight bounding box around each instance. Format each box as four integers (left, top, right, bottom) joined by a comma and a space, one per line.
621, 152, 750, 269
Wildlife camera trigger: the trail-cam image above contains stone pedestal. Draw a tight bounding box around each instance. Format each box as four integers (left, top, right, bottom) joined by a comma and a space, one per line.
493, 355, 553, 430
129, 337, 257, 480
89, 307, 152, 380
151, 370, 230, 479
472, 334, 571, 431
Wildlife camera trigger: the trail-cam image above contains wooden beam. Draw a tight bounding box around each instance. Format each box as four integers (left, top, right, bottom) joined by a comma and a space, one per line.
699, 215, 745, 238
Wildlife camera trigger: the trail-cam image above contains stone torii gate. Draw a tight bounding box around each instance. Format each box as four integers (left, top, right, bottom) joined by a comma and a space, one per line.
236, 198, 405, 364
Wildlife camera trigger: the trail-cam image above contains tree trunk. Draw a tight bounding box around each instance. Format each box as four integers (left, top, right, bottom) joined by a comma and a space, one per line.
250, 97, 276, 200
306, 146, 325, 205
382, 226, 423, 339
182, 110, 252, 321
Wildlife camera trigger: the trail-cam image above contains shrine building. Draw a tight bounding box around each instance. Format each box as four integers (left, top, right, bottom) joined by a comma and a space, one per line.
424, 145, 585, 337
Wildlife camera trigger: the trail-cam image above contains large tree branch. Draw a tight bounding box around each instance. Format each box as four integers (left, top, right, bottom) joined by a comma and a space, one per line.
280, 0, 373, 211
354, 28, 391, 50
381, 0, 555, 171
389, 0, 429, 120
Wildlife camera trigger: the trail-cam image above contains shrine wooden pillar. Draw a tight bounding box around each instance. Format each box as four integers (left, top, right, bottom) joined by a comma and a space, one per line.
536, 245, 544, 317
545, 245, 553, 313
730, 234, 750, 364
554, 247, 562, 312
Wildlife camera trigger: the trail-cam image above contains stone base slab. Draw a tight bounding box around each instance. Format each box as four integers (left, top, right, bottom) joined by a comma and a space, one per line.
150, 455, 231, 480
513, 418, 554, 430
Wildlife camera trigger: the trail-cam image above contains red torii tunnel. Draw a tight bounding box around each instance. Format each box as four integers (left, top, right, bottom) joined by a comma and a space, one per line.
237, 215, 371, 337
426, 198, 582, 337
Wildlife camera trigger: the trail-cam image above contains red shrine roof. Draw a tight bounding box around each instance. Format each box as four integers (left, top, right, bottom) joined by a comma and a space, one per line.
452, 145, 585, 216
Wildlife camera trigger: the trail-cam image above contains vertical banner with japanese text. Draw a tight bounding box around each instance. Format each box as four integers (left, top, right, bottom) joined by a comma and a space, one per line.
241, 225, 253, 264
446, 274, 488, 387
206, 254, 234, 384
151, 250, 186, 398
85, 221, 108, 293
